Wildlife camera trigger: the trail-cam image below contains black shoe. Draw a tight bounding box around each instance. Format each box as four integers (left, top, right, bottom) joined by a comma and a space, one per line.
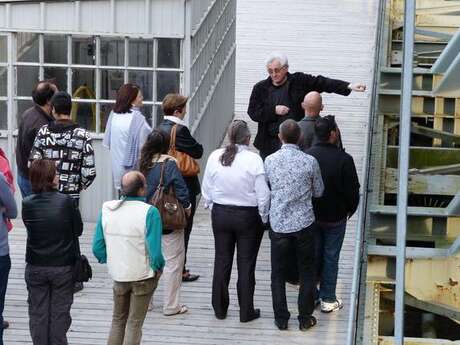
73, 282, 84, 293
215, 312, 227, 320
274, 319, 288, 330
299, 316, 317, 332
182, 272, 200, 282
240, 309, 260, 323
2, 320, 9, 330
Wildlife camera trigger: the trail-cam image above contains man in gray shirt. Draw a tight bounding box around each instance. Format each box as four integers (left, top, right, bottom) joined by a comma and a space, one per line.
298, 91, 343, 151
265, 120, 323, 332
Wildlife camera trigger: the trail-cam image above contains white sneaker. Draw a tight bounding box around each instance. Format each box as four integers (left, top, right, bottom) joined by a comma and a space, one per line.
321, 299, 343, 313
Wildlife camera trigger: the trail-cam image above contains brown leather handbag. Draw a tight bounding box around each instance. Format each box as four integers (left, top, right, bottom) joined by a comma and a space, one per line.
149, 161, 187, 231
168, 124, 200, 177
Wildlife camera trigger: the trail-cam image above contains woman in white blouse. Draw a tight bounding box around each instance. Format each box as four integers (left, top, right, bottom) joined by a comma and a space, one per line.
202, 120, 270, 323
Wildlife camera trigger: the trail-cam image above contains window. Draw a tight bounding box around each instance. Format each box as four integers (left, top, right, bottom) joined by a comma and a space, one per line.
12, 34, 184, 132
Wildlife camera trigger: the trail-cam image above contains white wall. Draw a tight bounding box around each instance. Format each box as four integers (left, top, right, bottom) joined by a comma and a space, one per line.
235, 0, 379, 176
0, 0, 185, 37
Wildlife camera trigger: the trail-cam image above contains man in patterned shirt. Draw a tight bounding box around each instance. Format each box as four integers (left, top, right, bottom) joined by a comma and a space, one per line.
265, 119, 324, 332
29, 91, 96, 203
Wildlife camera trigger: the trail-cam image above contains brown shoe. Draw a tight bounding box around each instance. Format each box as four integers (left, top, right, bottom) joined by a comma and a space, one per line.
3, 320, 9, 329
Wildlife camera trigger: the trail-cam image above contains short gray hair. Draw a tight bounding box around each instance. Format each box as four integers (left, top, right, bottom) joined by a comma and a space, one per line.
265, 52, 289, 67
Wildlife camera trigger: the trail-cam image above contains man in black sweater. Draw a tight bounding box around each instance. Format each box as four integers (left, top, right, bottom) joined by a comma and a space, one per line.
247, 52, 366, 160
306, 116, 360, 313
16, 81, 57, 197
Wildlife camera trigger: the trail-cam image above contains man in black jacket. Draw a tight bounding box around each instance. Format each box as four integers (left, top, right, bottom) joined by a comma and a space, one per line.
306, 116, 360, 313
16, 81, 57, 197
248, 52, 366, 159
158, 93, 203, 282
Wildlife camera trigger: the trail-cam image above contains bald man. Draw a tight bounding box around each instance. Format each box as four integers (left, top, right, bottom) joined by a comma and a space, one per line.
93, 170, 164, 345
298, 92, 343, 151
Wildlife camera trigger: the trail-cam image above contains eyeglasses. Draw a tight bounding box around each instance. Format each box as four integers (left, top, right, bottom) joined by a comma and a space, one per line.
267, 66, 287, 75
232, 119, 247, 124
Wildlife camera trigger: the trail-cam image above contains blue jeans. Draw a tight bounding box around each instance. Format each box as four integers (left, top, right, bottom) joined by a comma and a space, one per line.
0, 255, 11, 345
315, 221, 346, 302
17, 173, 32, 198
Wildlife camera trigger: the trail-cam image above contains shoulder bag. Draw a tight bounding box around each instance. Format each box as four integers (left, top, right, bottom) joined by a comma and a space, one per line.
150, 160, 187, 231
168, 124, 200, 177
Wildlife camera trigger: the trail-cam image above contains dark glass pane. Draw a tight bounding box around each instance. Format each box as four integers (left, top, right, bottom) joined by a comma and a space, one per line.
129, 39, 153, 67
72, 36, 95, 65
153, 104, 163, 127
142, 105, 153, 127
44, 67, 67, 92
0, 67, 6, 96
16, 99, 34, 128
17, 33, 39, 63
101, 70, 124, 100
0, 101, 6, 129
157, 39, 180, 68
100, 103, 114, 132
100, 38, 124, 66
128, 70, 153, 101
72, 101, 96, 131
44, 35, 67, 64
0, 36, 6, 62
72, 69, 96, 100
16, 66, 39, 97
156, 71, 180, 102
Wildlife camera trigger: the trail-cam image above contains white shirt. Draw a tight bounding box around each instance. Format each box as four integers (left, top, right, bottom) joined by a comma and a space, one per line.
163, 116, 187, 128
201, 145, 270, 223
109, 112, 133, 189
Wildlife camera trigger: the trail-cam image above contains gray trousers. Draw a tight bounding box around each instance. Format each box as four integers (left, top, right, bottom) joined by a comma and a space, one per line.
25, 264, 74, 345
108, 276, 159, 345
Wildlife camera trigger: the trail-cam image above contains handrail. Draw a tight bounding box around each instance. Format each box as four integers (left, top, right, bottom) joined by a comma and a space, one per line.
346, 0, 387, 343
190, 0, 217, 38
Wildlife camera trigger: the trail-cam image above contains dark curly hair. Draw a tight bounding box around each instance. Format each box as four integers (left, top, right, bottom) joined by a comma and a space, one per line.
139, 129, 170, 176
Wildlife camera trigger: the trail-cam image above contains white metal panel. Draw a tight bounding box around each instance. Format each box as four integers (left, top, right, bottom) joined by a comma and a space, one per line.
191, 0, 213, 33
79, 139, 115, 222
1, 0, 185, 37
10, 3, 40, 30
0, 5, 5, 28
115, 0, 146, 34
80, 1, 111, 34
44, 1, 75, 32
151, 0, 185, 38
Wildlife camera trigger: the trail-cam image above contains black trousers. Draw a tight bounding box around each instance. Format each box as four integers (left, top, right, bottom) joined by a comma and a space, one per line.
270, 225, 316, 323
25, 264, 74, 345
211, 203, 264, 321
183, 193, 197, 272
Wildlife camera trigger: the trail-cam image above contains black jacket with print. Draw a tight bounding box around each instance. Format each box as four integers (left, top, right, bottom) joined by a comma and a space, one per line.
29, 119, 96, 198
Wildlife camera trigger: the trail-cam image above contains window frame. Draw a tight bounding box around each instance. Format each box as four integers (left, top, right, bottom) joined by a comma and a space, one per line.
11, 32, 184, 134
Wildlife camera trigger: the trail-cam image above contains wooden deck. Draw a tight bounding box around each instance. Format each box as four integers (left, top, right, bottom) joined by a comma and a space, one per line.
4, 205, 355, 345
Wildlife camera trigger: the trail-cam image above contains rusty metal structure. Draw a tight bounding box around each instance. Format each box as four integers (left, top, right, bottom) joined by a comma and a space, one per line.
352, 0, 460, 344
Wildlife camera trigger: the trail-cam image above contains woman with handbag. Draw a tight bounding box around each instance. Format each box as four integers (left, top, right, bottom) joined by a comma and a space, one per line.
139, 130, 191, 316
158, 93, 203, 282
201, 120, 270, 322
22, 159, 83, 344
